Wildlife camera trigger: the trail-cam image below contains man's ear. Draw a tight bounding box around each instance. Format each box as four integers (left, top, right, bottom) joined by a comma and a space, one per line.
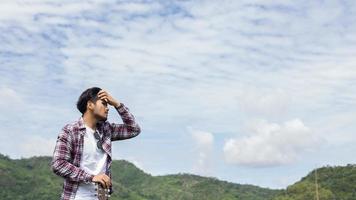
87, 101, 94, 111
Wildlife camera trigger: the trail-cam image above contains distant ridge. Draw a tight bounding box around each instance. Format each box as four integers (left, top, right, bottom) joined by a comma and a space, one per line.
0, 153, 355, 200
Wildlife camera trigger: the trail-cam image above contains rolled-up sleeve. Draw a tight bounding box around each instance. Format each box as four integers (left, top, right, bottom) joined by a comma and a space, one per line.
51, 127, 94, 183
109, 103, 141, 141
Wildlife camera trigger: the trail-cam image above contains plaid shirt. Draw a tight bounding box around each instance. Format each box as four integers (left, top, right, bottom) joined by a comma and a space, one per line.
51, 103, 141, 200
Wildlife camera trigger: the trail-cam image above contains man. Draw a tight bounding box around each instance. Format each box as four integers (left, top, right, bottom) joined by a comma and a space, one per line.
51, 87, 141, 200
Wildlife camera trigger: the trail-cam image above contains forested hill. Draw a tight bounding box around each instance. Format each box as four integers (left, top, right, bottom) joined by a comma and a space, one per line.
273, 164, 356, 200
1, 153, 355, 200
0, 153, 279, 200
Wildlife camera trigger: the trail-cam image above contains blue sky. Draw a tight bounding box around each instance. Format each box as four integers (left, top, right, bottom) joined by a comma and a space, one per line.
0, 0, 356, 189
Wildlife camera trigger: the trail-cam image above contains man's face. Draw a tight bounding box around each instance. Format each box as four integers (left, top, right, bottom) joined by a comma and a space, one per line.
91, 99, 109, 122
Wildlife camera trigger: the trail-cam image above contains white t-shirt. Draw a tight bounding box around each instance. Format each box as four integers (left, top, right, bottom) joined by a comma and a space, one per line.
74, 125, 108, 200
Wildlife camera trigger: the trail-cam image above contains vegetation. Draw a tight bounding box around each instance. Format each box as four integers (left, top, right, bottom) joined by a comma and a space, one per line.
0, 153, 355, 200
273, 164, 356, 200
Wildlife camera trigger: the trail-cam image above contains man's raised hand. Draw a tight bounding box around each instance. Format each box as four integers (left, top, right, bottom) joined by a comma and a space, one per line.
97, 90, 121, 107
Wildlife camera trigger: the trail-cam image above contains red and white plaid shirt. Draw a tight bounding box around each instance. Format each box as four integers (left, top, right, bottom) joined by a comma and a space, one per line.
51, 103, 141, 200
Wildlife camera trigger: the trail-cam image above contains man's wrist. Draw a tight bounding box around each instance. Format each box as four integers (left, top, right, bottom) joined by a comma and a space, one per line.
84, 174, 95, 184
114, 102, 123, 108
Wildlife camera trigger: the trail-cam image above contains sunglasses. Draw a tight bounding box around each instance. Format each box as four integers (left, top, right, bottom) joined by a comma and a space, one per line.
94, 131, 104, 151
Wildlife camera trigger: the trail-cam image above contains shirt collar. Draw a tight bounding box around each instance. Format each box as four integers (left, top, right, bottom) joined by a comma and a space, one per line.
77, 117, 86, 130
77, 116, 104, 132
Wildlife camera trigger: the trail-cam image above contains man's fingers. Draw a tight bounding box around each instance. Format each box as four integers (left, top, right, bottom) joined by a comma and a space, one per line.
104, 179, 109, 189
98, 93, 107, 99
102, 97, 109, 103
94, 175, 111, 189
98, 95, 110, 104
98, 94, 108, 101
98, 94, 109, 99
97, 91, 114, 105
93, 173, 111, 189
99, 180, 106, 189
98, 90, 107, 96
104, 176, 111, 188
98, 176, 108, 189
98, 95, 107, 100
104, 177, 111, 188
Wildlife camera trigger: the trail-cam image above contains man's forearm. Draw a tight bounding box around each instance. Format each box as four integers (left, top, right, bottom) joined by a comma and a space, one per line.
115, 103, 140, 129
51, 129, 94, 183
51, 158, 94, 183
110, 103, 141, 141
112, 101, 121, 108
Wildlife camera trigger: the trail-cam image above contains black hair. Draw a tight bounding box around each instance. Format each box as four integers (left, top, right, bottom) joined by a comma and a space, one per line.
76, 87, 101, 115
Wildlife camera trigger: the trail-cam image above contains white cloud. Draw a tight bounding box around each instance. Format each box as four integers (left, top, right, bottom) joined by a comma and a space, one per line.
190, 127, 214, 147
223, 119, 320, 167
188, 127, 214, 176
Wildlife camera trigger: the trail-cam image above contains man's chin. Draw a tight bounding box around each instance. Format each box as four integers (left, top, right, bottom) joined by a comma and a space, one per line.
99, 117, 107, 122
95, 114, 107, 122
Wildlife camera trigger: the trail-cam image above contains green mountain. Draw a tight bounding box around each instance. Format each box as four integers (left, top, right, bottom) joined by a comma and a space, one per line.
273, 164, 356, 200
1, 153, 355, 200
0, 153, 279, 200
